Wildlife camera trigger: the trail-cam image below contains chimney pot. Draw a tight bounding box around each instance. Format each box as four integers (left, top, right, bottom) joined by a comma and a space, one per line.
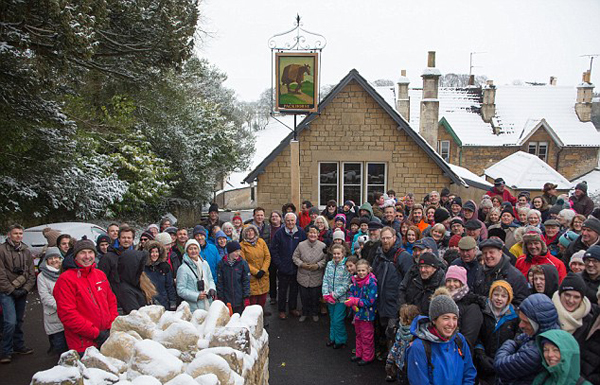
468, 75, 475, 86
486, 80, 494, 86
549, 76, 557, 86
401, 69, 406, 77
427, 51, 436, 68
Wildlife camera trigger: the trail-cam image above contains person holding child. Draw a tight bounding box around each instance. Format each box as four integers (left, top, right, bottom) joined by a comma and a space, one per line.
346, 259, 378, 366
322, 244, 352, 349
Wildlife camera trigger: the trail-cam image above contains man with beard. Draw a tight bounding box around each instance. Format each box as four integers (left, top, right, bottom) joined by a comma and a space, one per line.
362, 221, 383, 265
398, 252, 445, 314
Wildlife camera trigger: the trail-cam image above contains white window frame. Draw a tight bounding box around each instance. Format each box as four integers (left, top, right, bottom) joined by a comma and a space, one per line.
341, 162, 363, 206
537, 141, 548, 162
366, 162, 387, 203
318, 162, 339, 208
528, 142, 538, 155
437, 140, 450, 162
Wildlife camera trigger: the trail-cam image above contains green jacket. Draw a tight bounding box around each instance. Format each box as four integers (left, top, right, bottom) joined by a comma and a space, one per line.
533, 329, 592, 385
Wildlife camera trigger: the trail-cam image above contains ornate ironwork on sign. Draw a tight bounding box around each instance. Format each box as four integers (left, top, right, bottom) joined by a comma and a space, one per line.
268, 14, 327, 51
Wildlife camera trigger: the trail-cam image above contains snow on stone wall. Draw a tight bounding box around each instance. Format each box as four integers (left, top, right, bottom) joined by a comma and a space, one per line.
30, 301, 269, 385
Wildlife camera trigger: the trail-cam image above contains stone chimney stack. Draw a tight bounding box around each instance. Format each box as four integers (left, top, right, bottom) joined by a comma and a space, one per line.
576, 70, 594, 122
482, 79, 496, 123
419, 51, 441, 149
549, 76, 557, 86
396, 70, 410, 121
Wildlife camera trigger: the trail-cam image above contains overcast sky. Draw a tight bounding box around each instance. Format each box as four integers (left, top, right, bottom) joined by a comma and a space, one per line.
198, 0, 600, 102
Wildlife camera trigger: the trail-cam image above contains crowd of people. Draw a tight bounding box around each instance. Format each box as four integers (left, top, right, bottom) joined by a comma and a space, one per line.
1, 179, 599, 384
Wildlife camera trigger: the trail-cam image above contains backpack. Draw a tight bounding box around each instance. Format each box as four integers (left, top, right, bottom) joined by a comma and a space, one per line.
401, 336, 465, 384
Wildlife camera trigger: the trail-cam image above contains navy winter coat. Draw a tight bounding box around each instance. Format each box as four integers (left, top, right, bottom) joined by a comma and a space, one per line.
216, 257, 251, 308
270, 227, 307, 276
477, 255, 529, 306
494, 293, 559, 385
144, 262, 176, 310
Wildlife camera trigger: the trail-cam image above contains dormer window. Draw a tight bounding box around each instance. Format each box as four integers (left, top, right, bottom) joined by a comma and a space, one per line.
528, 141, 548, 162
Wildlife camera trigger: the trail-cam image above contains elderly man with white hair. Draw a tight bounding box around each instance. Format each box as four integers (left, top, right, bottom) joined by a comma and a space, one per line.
270, 212, 307, 320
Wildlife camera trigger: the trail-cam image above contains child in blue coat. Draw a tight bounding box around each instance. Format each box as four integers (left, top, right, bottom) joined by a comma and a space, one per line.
345, 258, 377, 365
216, 241, 250, 314
323, 244, 352, 348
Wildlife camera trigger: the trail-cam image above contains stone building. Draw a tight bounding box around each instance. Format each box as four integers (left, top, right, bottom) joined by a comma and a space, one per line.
387, 67, 600, 181
242, 68, 469, 213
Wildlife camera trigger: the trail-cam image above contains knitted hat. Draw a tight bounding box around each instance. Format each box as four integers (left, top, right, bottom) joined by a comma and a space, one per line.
479, 199, 493, 209
559, 231, 578, 248
522, 230, 548, 254
583, 216, 600, 235
193, 225, 206, 236
489, 280, 514, 304
549, 204, 563, 215
487, 227, 506, 242
465, 219, 482, 230
429, 288, 459, 320
215, 230, 227, 240
434, 208, 450, 223
147, 224, 159, 232
309, 207, 320, 216
73, 238, 96, 257
155, 232, 173, 246
418, 252, 439, 268
452, 197, 463, 207
448, 234, 462, 248
344, 200, 355, 209
185, 239, 200, 252
45, 247, 63, 260
226, 241, 241, 254
208, 203, 219, 213
575, 181, 588, 194
334, 214, 347, 224
445, 265, 468, 287
559, 272, 587, 296
232, 214, 243, 223
140, 230, 155, 241
584, 245, 600, 261
501, 206, 515, 217
42, 228, 61, 248
96, 234, 110, 245
349, 217, 360, 227
569, 250, 585, 266
332, 230, 345, 241
494, 178, 505, 187
463, 201, 476, 212
458, 236, 477, 250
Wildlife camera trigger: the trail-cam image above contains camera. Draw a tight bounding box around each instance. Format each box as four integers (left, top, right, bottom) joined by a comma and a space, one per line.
12, 267, 24, 275
196, 280, 205, 292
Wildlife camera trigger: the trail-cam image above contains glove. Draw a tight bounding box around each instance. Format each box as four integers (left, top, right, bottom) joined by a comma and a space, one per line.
255, 270, 265, 279
244, 298, 250, 307
344, 297, 360, 308
11, 288, 27, 299
323, 294, 336, 304
169, 301, 177, 311
208, 289, 217, 300
94, 329, 110, 348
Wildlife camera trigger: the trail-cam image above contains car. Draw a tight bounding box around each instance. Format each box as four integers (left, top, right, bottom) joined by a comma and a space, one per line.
23, 222, 108, 269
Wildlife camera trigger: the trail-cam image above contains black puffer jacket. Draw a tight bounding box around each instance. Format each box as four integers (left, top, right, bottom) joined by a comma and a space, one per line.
581, 312, 600, 385
455, 291, 485, 348
398, 266, 445, 315
115, 250, 148, 314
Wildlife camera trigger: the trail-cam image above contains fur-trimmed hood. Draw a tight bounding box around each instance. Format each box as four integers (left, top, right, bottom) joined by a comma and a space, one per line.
144, 240, 167, 265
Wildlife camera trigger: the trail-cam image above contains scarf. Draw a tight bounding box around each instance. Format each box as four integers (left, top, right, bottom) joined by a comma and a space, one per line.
451, 285, 470, 302
488, 300, 511, 320
39, 262, 61, 281
552, 291, 592, 334
6, 238, 23, 251
355, 272, 372, 288
427, 324, 450, 341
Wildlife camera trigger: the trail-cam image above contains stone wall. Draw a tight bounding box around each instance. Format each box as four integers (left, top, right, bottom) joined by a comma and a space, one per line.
559, 147, 599, 180
256, 80, 454, 212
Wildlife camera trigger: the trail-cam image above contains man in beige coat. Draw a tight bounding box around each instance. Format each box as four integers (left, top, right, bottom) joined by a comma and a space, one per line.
293, 226, 327, 322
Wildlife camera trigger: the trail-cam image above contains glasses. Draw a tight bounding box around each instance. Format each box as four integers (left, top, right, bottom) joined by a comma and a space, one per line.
381, 236, 394, 241
140, 238, 149, 242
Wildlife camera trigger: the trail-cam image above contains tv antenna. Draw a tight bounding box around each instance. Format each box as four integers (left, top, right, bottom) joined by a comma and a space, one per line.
581, 54, 599, 76
469, 52, 487, 76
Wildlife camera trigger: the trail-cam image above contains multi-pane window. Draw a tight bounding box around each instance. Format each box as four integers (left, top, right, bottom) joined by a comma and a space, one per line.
318, 161, 386, 207
528, 142, 548, 162
319, 163, 338, 207
437, 140, 450, 162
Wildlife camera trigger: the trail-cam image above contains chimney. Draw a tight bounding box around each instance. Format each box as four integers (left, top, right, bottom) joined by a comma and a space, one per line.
468, 75, 475, 86
420, 51, 441, 149
549, 76, 557, 86
482, 79, 496, 123
396, 69, 410, 120
576, 71, 594, 122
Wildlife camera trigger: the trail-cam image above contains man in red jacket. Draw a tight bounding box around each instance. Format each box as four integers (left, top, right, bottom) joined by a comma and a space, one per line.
54, 238, 118, 355
486, 178, 517, 206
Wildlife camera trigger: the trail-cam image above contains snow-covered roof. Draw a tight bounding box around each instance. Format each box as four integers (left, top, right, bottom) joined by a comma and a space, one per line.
571, 168, 600, 196
448, 163, 493, 190
484, 151, 572, 190
224, 115, 296, 191
375, 83, 600, 147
